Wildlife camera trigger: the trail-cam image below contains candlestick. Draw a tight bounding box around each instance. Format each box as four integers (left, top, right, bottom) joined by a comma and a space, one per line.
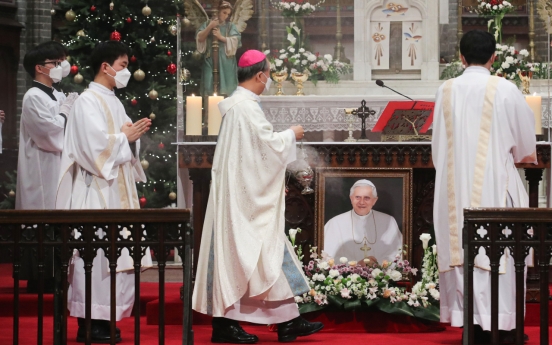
526, 93, 542, 135
208, 94, 224, 135
186, 94, 202, 136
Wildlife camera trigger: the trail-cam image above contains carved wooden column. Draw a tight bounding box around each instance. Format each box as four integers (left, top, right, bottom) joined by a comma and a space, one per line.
524, 168, 543, 208
188, 168, 211, 277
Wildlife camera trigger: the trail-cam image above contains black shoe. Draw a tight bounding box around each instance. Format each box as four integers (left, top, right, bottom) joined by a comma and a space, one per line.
463, 325, 529, 344
277, 316, 324, 342
499, 329, 529, 344
76, 318, 122, 344
211, 317, 258, 344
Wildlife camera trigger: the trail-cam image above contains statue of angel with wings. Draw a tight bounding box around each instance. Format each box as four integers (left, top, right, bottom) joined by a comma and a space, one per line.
185, 0, 253, 96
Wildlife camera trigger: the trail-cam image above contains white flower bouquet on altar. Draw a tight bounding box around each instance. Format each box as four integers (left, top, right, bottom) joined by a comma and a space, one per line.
293, 236, 440, 321
491, 44, 531, 84
473, 0, 514, 16
270, 0, 323, 18
307, 53, 352, 85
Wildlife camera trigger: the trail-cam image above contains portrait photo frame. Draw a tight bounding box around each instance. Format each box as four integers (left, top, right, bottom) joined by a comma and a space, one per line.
314, 168, 413, 264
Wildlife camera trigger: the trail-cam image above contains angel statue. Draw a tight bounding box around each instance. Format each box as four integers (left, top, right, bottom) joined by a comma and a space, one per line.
185, 0, 253, 96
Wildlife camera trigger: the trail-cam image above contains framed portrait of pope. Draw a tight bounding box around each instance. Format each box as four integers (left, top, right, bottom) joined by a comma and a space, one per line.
314, 168, 413, 265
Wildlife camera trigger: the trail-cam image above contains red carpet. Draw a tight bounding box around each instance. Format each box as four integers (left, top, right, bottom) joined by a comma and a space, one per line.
1, 263, 551, 344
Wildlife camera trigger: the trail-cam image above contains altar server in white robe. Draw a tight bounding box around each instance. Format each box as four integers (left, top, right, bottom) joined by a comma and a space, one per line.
192, 50, 323, 344
56, 41, 152, 343
324, 180, 402, 264
16, 42, 78, 210
432, 30, 536, 342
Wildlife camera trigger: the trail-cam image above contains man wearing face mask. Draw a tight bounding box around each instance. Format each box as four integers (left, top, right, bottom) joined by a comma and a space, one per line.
193, 50, 323, 344
56, 41, 152, 343
42, 41, 75, 104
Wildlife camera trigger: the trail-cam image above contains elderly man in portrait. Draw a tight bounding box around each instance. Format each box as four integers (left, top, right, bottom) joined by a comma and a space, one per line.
324, 179, 402, 264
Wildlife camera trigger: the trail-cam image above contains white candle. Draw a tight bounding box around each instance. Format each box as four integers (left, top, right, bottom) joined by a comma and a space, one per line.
208, 94, 224, 135
185, 94, 202, 136
526, 93, 542, 135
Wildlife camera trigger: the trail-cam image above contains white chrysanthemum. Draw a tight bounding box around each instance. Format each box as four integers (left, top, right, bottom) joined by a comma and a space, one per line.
294, 4, 301, 11
339, 257, 348, 264
324, 54, 333, 62
371, 268, 382, 278
279, 49, 286, 53
429, 288, 440, 300
389, 270, 402, 281
279, 54, 287, 60
288, 47, 296, 53
329, 269, 339, 278
275, 59, 283, 67
308, 54, 316, 62
501, 62, 510, 69
283, 3, 290, 9
505, 56, 514, 63
492, 5, 497, 9
301, 59, 308, 65
520, 49, 529, 57
486, 3, 491, 8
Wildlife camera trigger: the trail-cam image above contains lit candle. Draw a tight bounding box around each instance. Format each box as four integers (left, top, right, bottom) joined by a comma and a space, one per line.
526, 93, 542, 135
185, 94, 202, 136
208, 94, 224, 135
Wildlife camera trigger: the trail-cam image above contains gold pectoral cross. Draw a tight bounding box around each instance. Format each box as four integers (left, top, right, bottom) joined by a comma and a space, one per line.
360, 240, 371, 259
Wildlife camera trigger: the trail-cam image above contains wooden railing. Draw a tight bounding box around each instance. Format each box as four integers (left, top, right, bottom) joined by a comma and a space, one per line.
463, 208, 551, 345
0, 209, 194, 345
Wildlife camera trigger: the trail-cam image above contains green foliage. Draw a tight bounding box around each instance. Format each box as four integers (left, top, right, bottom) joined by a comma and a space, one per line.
57, 0, 192, 208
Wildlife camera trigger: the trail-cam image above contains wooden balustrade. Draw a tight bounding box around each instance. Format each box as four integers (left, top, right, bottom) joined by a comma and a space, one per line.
0, 209, 194, 345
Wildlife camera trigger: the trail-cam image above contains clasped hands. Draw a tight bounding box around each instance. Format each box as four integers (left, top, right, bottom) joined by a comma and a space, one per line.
121, 118, 151, 143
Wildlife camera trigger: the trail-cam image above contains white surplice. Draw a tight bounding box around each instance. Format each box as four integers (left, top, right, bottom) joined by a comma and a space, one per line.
324, 210, 403, 263
192, 87, 310, 323
432, 67, 537, 330
16, 83, 66, 210
56, 82, 151, 321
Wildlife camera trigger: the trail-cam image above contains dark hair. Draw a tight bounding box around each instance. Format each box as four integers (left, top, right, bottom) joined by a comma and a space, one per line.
460, 30, 496, 66
89, 41, 131, 77
237, 58, 269, 83
219, 0, 233, 10
41, 41, 68, 59
23, 43, 62, 78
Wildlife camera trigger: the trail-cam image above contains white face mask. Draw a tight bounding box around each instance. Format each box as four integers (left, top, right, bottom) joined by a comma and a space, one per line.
260, 72, 272, 93
106, 64, 131, 89
61, 60, 71, 78
40, 65, 63, 83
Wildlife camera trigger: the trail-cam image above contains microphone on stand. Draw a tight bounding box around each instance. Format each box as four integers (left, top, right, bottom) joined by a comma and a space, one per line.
375, 79, 414, 101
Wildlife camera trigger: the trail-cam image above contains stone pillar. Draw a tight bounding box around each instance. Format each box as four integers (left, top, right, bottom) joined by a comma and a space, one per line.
439, 0, 458, 63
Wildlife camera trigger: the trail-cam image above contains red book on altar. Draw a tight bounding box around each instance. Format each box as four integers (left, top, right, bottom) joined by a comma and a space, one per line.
372, 101, 435, 137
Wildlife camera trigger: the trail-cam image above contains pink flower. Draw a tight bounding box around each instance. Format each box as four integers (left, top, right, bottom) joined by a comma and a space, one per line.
340, 288, 351, 299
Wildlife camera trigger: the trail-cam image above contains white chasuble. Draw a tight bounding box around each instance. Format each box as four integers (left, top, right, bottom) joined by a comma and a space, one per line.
432, 67, 536, 330
324, 210, 402, 263
192, 87, 310, 321
16, 83, 66, 210
56, 82, 152, 321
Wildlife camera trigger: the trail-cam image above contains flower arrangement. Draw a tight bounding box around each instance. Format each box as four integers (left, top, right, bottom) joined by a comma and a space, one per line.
491, 44, 530, 84
270, 0, 323, 18
293, 236, 440, 321
473, 0, 514, 16
307, 54, 352, 85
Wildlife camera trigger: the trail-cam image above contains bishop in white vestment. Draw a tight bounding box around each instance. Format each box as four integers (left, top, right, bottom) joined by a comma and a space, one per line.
432, 30, 536, 333
324, 180, 402, 264
192, 50, 323, 344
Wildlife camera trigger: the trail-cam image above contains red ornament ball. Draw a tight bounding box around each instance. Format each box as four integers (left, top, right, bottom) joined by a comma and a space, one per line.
139, 197, 147, 208
126, 17, 132, 23
158, 142, 165, 149
90, 5, 96, 11
70, 65, 78, 75
110, 30, 121, 41
167, 50, 172, 56
130, 55, 137, 63
131, 98, 138, 106
166, 63, 177, 75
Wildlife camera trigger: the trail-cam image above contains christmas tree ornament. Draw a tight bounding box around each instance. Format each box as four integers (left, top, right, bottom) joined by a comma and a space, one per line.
8, 190, 15, 197
158, 142, 165, 149
126, 17, 132, 23
109, 2, 114, 10
192, 50, 202, 60
130, 55, 137, 63
74, 73, 84, 83
131, 98, 138, 106
166, 63, 177, 75
149, 112, 156, 120
169, 192, 176, 200
157, 19, 163, 25
139, 196, 147, 208
169, 25, 177, 35
133, 69, 146, 81
66, 56, 71, 62
182, 17, 191, 28
142, 5, 151, 16
76, 29, 86, 37
65, 9, 76, 21
181, 68, 191, 82
148, 89, 158, 100
70, 65, 78, 75
90, 5, 96, 12
51, 8, 56, 16
167, 50, 172, 56
150, 37, 156, 43
110, 30, 121, 41
140, 159, 150, 170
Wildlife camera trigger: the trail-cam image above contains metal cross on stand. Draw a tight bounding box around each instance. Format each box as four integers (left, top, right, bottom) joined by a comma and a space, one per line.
350, 100, 376, 142
360, 240, 372, 258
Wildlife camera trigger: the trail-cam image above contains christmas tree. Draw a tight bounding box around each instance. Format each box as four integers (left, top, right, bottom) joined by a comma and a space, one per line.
57, 0, 200, 208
